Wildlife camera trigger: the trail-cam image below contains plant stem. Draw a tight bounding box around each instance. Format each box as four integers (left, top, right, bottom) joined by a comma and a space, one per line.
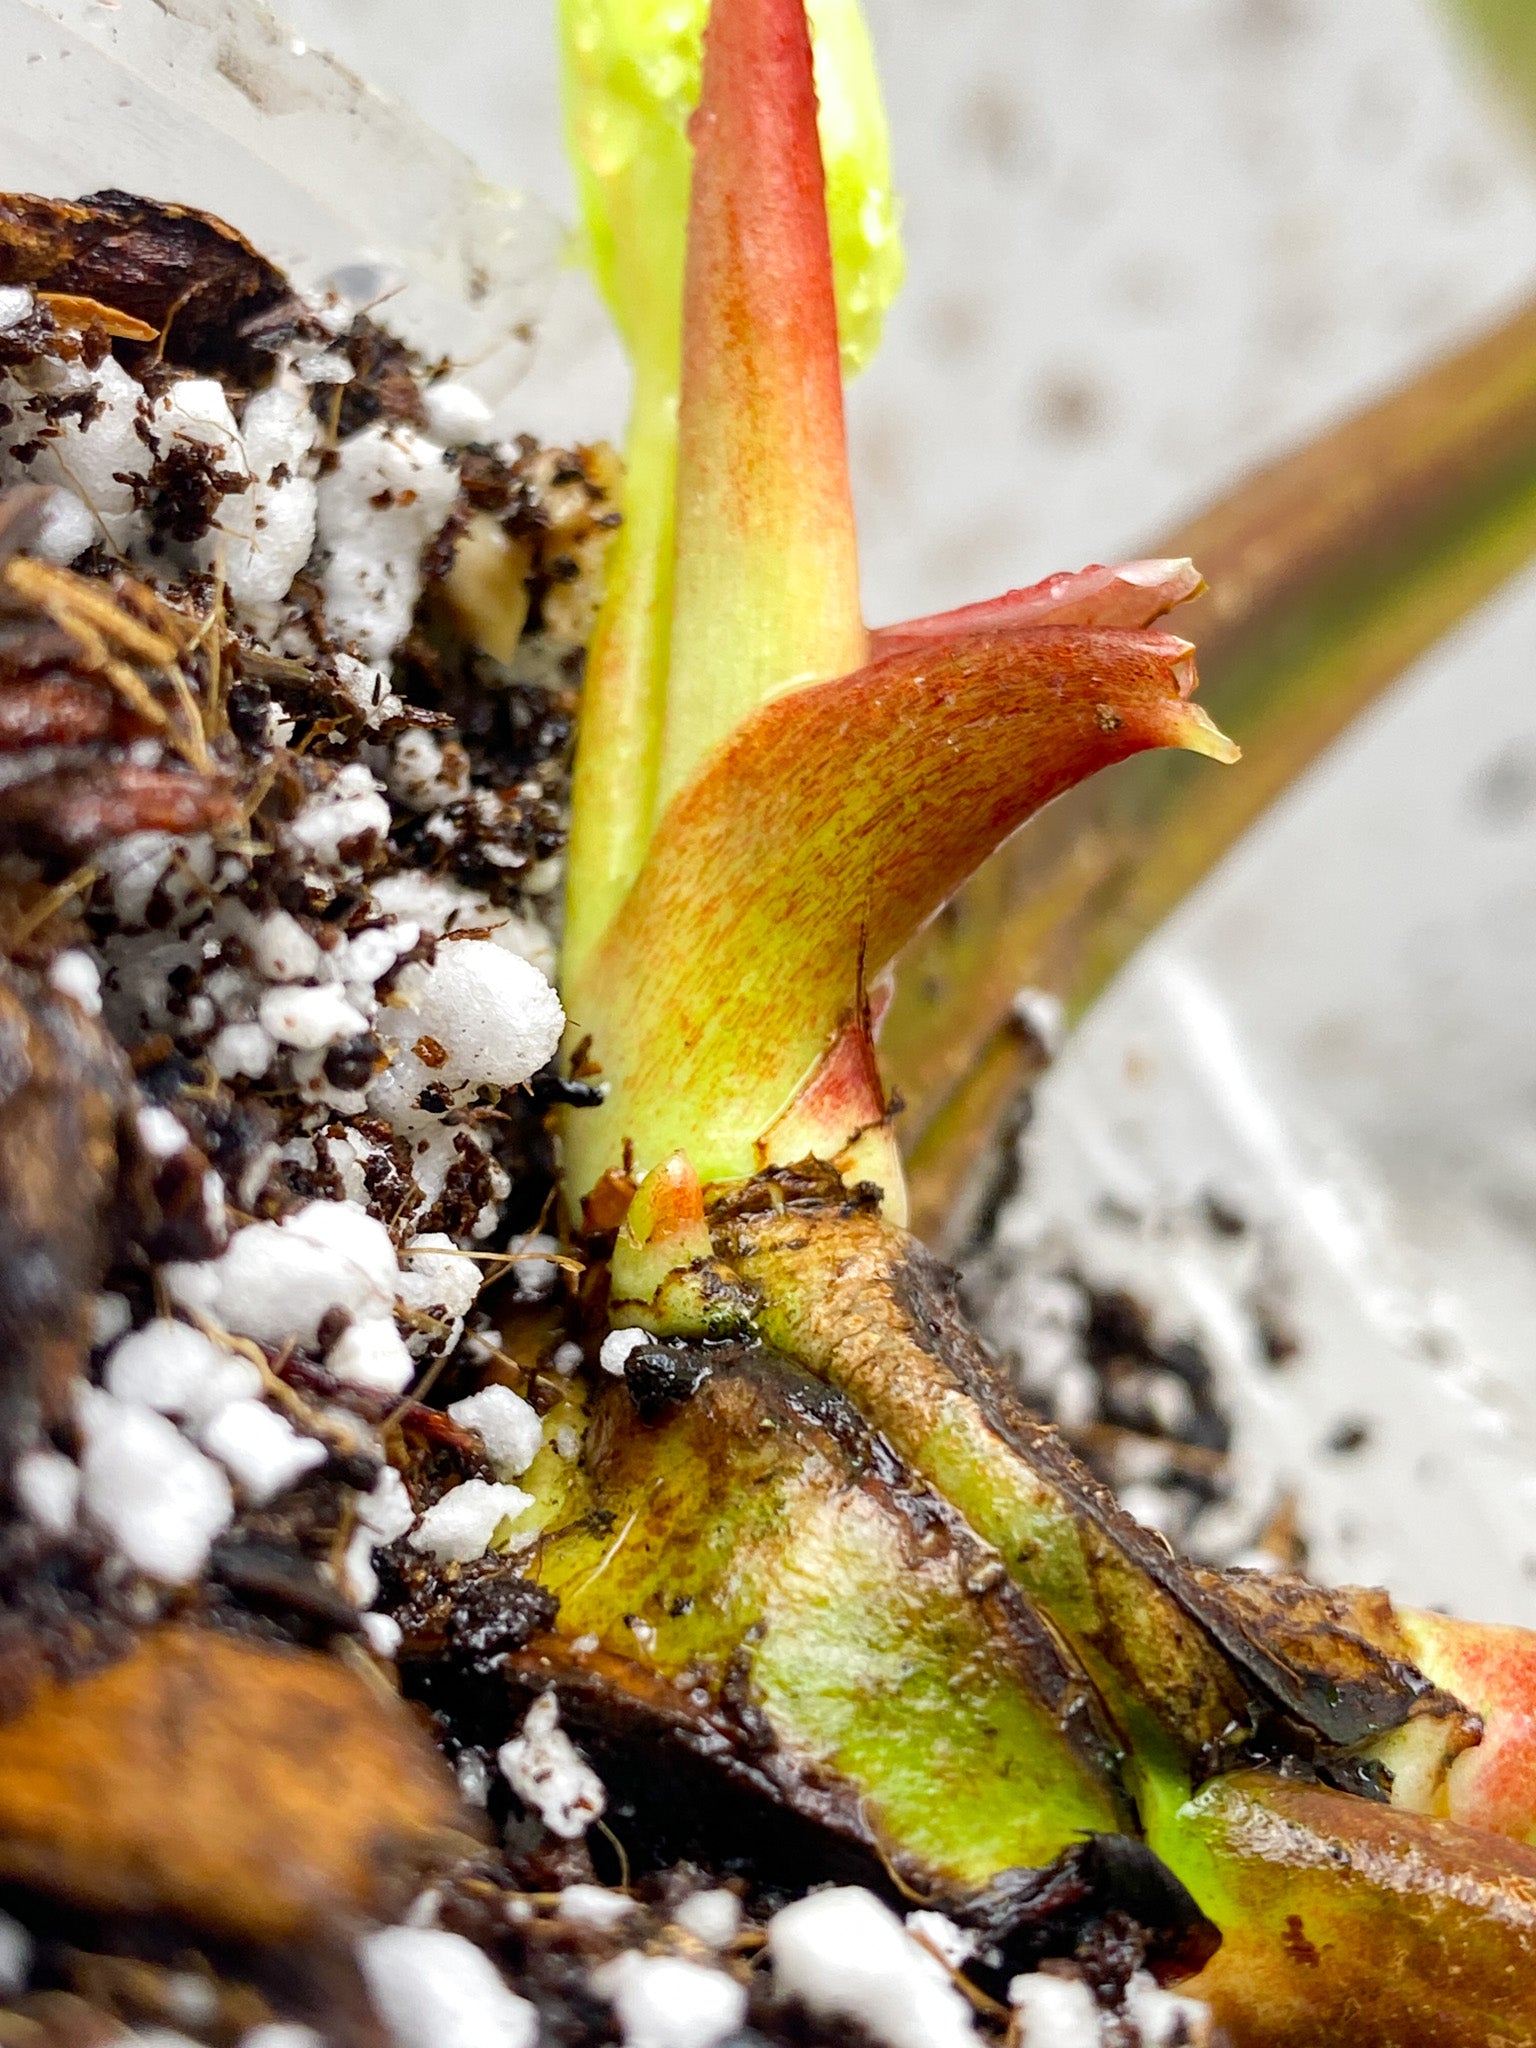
1443, 0, 1536, 133
558, 0, 901, 975
562, 370, 676, 976
656, 0, 867, 813
556, 1, 692, 977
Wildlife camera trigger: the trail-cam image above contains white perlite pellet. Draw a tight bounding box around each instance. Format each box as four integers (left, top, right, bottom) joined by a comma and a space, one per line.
75, 1388, 233, 1584
259, 983, 369, 1051
104, 1319, 261, 1425
675, 1889, 743, 1950
208, 1022, 277, 1080
389, 728, 468, 812
457, 1750, 491, 1807
237, 2026, 327, 2048
47, 948, 101, 1015
164, 1200, 399, 1349
250, 909, 322, 982
1007, 1972, 1102, 2048
32, 485, 95, 566
359, 1465, 415, 1544
96, 829, 174, 927
14, 1450, 79, 1536
215, 373, 320, 607
558, 1885, 636, 1930
498, 1691, 605, 1839
327, 1317, 416, 1396
0, 355, 149, 554
358, 1926, 537, 2048
163, 1975, 219, 2028
599, 1328, 650, 1378
422, 379, 493, 443
506, 1232, 562, 1303
369, 870, 557, 981
905, 1911, 976, 1970
768, 1888, 979, 2048
343, 1465, 417, 1608
361, 1612, 403, 1659
317, 423, 461, 662
1123, 1970, 1214, 2047
343, 918, 420, 987
136, 1105, 189, 1160
372, 941, 564, 1127
0, 1910, 31, 1996
200, 1398, 327, 1506
282, 763, 392, 870
590, 1952, 746, 2048
399, 1235, 482, 1322
408, 1479, 532, 1564
91, 1293, 133, 1348
447, 1386, 543, 1478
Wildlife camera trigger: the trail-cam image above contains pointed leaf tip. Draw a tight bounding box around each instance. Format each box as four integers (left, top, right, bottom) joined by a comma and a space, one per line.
1179, 701, 1242, 764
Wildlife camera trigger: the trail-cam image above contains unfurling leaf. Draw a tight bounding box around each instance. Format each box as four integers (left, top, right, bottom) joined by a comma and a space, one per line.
563, 622, 1235, 1207
559, 0, 1236, 1205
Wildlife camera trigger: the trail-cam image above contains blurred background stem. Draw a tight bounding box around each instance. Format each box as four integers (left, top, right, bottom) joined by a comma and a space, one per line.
1447, 0, 1536, 132
893, 292, 1536, 1247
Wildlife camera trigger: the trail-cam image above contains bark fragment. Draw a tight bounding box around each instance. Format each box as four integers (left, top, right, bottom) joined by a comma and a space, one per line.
0, 1627, 466, 1943
0, 762, 239, 857
0, 961, 129, 1459
0, 191, 311, 374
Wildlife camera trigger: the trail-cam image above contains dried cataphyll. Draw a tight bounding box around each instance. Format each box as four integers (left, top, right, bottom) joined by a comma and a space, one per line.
0, 5, 1531, 2048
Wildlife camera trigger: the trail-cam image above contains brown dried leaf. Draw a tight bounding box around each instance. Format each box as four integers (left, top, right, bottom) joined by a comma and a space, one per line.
0, 681, 114, 751
0, 527, 241, 847
706, 1179, 1461, 1762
